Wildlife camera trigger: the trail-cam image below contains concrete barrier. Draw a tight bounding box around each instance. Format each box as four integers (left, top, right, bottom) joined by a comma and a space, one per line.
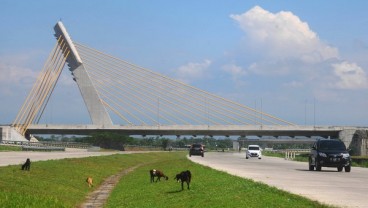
22, 145, 65, 151
284, 149, 309, 160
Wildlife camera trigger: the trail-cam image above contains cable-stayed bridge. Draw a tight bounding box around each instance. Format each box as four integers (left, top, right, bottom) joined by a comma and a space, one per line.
2, 22, 366, 149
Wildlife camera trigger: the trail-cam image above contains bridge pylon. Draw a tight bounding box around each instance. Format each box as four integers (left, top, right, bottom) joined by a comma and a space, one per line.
54, 22, 112, 126
12, 22, 112, 136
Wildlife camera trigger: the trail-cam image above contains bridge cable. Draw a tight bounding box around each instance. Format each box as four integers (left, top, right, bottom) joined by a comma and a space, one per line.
78, 48, 222, 125
76, 44, 253, 125
76, 44, 288, 125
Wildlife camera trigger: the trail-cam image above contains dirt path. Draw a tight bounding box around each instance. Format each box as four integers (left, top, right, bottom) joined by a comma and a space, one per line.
79, 164, 142, 208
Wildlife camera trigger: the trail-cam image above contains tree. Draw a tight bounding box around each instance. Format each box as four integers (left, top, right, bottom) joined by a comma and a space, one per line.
161, 138, 170, 150
87, 132, 134, 151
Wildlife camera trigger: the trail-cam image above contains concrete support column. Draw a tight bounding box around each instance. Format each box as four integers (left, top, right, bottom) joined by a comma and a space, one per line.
338, 129, 356, 149
72, 64, 113, 126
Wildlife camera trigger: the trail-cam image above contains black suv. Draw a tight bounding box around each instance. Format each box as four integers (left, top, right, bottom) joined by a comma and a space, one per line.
309, 139, 351, 172
189, 144, 204, 157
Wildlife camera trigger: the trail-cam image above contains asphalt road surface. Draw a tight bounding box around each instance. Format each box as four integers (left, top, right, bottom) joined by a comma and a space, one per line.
0, 148, 119, 167
188, 152, 368, 208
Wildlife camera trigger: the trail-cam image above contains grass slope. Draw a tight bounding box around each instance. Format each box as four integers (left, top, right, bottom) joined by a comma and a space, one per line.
0, 152, 160, 207
107, 152, 332, 208
0, 152, 333, 207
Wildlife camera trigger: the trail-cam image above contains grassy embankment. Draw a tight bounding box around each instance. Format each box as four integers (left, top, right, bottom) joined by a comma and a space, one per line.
0, 151, 333, 208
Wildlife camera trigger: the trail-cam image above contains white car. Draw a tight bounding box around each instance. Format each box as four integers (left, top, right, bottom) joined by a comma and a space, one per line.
246, 145, 262, 159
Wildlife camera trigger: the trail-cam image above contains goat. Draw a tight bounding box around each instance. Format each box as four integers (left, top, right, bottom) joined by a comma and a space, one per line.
149, 169, 168, 183
86, 177, 93, 188
21, 158, 31, 171
174, 170, 191, 190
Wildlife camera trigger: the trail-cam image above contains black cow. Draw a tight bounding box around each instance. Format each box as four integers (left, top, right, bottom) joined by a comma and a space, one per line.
174, 170, 191, 190
21, 158, 31, 171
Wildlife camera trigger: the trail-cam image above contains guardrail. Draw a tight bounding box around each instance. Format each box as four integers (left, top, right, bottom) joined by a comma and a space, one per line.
1, 140, 91, 150
22, 145, 65, 151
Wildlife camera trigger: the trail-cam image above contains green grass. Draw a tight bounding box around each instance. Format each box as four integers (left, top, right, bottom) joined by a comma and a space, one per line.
0, 152, 162, 207
351, 156, 368, 168
107, 152, 331, 208
0, 145, 22, 151
0, 152, 333, 207
262, 151, 285, 158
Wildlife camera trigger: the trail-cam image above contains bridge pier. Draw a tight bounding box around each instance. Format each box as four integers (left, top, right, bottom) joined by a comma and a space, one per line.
338, 129, 368, 156
0, 126, 29, 142
338, 129, 356, 146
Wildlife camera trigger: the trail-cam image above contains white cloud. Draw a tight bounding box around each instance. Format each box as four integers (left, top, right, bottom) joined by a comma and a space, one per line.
0, 53, 75, 97
0, 55, 39, 95
222, 63, 248, 88
230, 6, 339, 64
332, 61, 368, 89
176, 59, 212, 82
222, 63, 246, 77
229, 6, 368, 91
0, 63, 36, 84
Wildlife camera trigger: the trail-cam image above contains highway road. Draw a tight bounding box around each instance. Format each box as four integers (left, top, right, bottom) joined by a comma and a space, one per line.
188, 152, 368, 208
0, 148, 120, 167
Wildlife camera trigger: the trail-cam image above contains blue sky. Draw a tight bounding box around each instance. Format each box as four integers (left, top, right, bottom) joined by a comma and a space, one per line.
1, 0, 368, 126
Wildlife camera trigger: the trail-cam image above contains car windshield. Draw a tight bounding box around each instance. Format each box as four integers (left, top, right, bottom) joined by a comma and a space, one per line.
248, 146, 259, 150
192, 144, 202, 148
318, 140, 346, 151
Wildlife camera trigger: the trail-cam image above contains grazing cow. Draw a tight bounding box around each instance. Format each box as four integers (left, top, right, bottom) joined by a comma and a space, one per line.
86, 177, 93, 188
149, 169, 169, 183
174, 170, 191, 190
21, 158, 31, 171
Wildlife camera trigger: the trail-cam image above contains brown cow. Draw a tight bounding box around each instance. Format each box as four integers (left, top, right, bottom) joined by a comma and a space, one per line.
149, 169, 168, 183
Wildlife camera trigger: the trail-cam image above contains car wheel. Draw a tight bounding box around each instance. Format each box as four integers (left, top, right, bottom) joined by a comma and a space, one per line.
309, 165, 314, 171
258, 157, 261, 159
337, 166, 343, 172
201, 154, 204, 157
246, 157, 249, 159
308, 159, 314, 171
345, 165, 351, 172
315, 162, 322, 171
189, 154, 191, 157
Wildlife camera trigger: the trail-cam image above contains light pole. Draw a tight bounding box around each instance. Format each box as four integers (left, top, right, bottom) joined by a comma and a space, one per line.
313, 98, 316, 128
305, 99, 307, 125
157, 96, 160, 126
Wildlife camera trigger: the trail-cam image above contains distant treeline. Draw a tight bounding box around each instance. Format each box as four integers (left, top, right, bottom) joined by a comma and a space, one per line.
35, 133, 312, 151
34, 133, 234, 151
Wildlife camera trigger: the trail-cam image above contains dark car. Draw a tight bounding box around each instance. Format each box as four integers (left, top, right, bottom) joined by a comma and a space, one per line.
189, 144, 204, 157
309, 139, 351, 172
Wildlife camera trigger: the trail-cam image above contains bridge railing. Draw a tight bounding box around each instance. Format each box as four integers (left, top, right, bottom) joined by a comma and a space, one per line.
21, 145, 65, 152
1, 140, 92, 149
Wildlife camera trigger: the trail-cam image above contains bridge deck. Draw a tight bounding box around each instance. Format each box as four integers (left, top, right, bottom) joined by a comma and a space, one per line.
25, 124, 354, 137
